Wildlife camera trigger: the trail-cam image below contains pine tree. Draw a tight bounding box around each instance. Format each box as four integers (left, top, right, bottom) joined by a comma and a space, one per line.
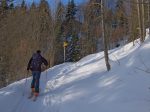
54, 2, 65, 64
21, 0, 26, 10
71, 33, 80, 61
65, 0, 77, 21
0, 0, 14, 10
0, 0, 8, 10
64, 0, 80, 62
0, 0, 8, 20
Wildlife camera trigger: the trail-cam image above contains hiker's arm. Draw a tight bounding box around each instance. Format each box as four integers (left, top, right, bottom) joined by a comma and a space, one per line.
27, 58, 32, 70
42, 57, 48, 67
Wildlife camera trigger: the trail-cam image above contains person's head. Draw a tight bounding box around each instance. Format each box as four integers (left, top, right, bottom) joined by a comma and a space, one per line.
36, 50, 41, 54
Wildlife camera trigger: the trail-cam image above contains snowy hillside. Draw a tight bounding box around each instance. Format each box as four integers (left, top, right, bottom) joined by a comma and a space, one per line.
1, 33, 150, 112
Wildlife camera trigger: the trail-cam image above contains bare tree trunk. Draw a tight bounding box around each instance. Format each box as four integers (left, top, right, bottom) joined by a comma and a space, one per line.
129, 0, 134, 46
148, 0, 150, 31
141, 0, 145, 39
101, 0, 111, 71
137, 0, 144, 43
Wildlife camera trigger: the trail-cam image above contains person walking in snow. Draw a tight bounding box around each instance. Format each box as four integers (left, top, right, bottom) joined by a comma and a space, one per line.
27, 50, 48, 98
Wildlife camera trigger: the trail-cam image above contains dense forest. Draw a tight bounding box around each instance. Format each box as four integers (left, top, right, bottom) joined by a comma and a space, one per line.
0, 0, 149, 88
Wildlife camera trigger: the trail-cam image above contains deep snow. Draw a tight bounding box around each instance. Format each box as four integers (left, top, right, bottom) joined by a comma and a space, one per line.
0, 32, 150, 112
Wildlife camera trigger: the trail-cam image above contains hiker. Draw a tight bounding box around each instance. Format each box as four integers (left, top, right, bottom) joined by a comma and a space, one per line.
27, 50, 48, 98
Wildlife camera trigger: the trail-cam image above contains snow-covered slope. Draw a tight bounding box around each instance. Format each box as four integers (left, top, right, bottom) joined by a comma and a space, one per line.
1, 34, 150, 112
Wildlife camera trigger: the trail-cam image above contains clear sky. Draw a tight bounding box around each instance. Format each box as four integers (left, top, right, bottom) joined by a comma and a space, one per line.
24, 0, 87, 5
14, 0, 115, 9
13, 0, 88, 9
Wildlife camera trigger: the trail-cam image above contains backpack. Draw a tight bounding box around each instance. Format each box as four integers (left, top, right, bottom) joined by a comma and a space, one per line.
30, 53, 42, 70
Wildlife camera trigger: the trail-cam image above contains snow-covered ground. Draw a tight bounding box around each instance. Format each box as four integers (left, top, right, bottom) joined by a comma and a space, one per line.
1, 33, 150, 112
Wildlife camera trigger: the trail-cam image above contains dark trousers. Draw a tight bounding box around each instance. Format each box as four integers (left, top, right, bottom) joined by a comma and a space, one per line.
31, 71, 41, 93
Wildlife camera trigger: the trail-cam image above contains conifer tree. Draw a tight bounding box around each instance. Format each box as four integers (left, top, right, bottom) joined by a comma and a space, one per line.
65, 0, 77, 21
54, 2, 65, 64
0, 0, 8, 20
64, 0, 80, 62
0, 0, 8, 10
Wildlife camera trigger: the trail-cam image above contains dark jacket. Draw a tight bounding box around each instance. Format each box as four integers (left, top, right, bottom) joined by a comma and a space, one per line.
27, 53, 48, 72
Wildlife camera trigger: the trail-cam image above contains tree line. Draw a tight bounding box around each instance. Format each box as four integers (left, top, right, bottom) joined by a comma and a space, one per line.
0, 0, 149, 87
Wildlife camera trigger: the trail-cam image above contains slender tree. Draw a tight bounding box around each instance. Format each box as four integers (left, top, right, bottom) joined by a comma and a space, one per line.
101, 0, 111, 71
141, 0, 145, 39
137, 0, 144, 43
130, 0, 139, 45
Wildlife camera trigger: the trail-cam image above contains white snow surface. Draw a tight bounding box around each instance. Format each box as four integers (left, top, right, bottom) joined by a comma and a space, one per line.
1, 33, 150, 112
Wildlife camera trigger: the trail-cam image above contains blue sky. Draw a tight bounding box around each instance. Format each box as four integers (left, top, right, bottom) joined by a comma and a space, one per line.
24, 0, 87, 5
14, 0, 116, 9
14, 0, 88, 9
